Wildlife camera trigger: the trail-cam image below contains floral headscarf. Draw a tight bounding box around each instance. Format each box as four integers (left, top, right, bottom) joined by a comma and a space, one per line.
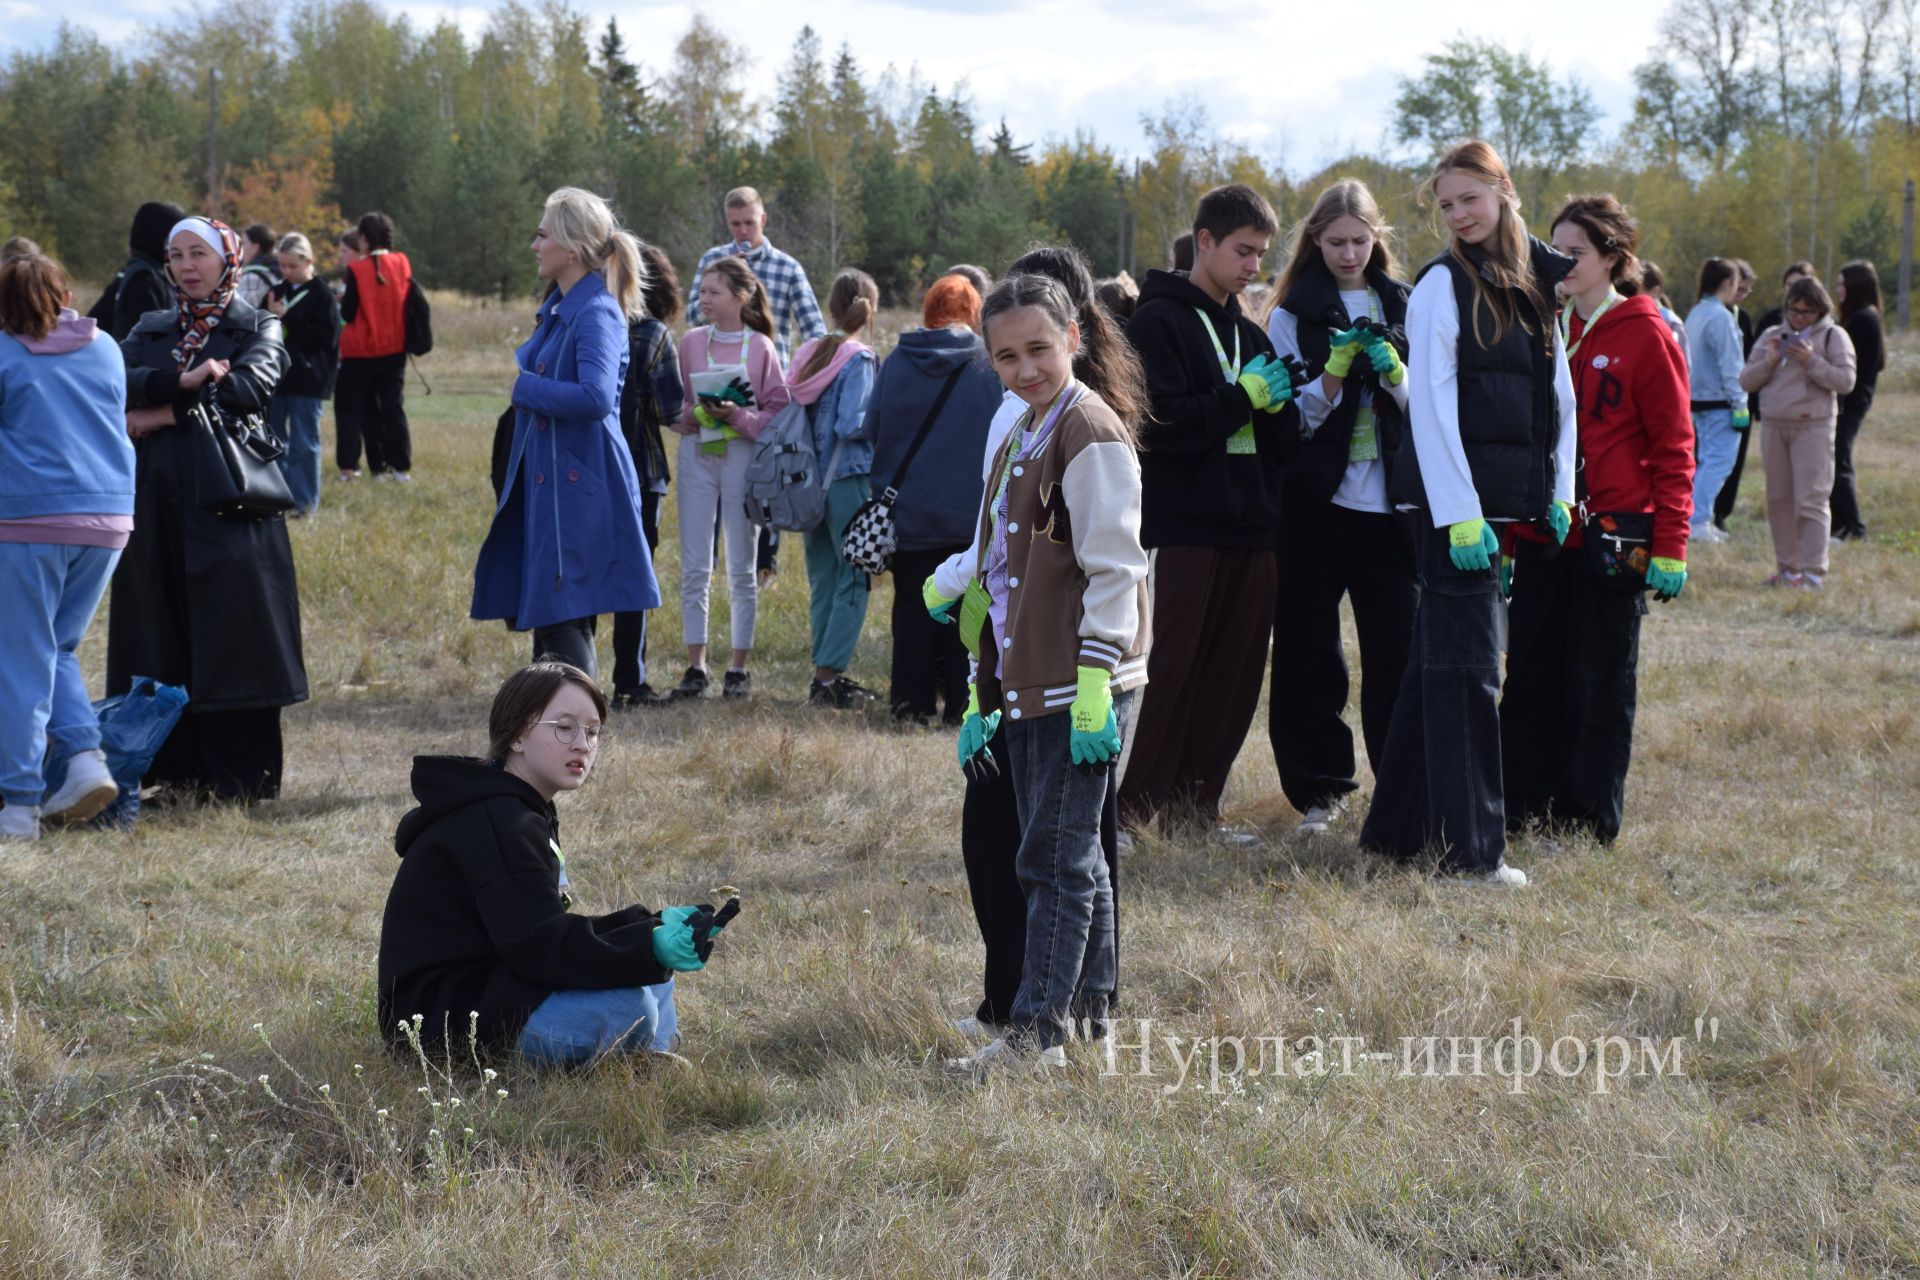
166, 216, 242, 369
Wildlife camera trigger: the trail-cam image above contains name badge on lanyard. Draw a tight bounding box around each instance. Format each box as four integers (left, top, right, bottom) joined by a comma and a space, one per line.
1195, 307, 1258, 456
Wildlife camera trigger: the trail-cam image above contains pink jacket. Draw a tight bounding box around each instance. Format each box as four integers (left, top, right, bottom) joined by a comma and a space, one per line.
1739, 317, 1857, 426
673, 326, 790, 440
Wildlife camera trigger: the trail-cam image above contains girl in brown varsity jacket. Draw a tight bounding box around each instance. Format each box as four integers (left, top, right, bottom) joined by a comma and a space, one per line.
948, 272, 1153, 1073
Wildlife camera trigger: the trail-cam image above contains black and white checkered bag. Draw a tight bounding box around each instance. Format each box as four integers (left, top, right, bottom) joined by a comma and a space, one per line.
840, 365, 965, 575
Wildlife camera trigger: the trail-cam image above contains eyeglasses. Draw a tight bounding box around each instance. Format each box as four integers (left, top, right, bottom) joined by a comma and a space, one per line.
1786, 305, 1820, 317
534, 719, 604, 748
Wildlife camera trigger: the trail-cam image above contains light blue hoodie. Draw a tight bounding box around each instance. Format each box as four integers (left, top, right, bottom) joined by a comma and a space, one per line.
0, 310, 134, 519
1684, 296, 1747, 410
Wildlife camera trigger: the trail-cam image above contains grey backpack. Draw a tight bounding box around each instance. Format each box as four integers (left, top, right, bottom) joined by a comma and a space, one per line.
742, 399, 844, 533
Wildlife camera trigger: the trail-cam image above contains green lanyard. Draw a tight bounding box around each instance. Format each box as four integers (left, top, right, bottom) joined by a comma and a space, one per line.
1194, 308, 1257, 455
550, 837, 572, 909
1559, 288, 1622, 359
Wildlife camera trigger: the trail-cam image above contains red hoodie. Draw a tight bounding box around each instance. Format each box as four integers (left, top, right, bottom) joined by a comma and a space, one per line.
1514, 293, 1694, 561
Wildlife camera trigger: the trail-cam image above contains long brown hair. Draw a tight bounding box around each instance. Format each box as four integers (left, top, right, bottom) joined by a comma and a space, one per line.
1267, 178, 1396, 321
1422, 141, 1545, 346
981, 273, 1148, 439
704, 255, 774, 342
486, 661, 607, 763
1549, 194, 1643, 295
1004, 243, 1147, 432
794, 268, 878, 383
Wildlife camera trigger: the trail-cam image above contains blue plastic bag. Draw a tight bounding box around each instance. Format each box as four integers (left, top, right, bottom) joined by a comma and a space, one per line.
83, 677, 189, 828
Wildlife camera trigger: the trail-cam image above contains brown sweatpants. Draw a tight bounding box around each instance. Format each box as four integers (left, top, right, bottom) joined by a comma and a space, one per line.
1763, 416, 1836, 575
1118, 544, 1277, 829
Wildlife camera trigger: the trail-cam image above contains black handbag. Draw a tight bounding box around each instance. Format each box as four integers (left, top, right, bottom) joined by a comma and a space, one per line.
841, 366, 966, 575
1581, 510, 1654, 591
189, 383, 295, 519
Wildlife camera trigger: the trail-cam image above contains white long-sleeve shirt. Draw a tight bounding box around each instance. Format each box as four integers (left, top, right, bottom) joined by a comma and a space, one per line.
1404, 268, 1576, 528
1266, 294, 1411, 515
930, 390, 1024, 600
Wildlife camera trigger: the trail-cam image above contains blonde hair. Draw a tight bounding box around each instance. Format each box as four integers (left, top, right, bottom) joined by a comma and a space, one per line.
274, 232, 314, 261
1266, 179, 1396, 321
541, 186, 648, 322
794, 269, 879, 382
724, 186, 762, 211
1421, 140, 1545, 346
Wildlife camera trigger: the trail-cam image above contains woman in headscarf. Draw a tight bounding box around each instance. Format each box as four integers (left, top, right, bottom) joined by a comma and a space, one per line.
107, 216, 307, 802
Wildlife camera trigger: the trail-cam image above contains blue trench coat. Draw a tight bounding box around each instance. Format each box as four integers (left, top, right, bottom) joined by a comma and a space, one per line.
472, 271, 661, 630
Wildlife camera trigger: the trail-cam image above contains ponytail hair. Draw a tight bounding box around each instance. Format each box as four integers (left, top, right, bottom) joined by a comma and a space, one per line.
540, 186, 648, 322
1421, 140, 1545, 346
1005, 242, 1148, 435
704, 255, 774, 342
794, 268, 879, 383
1550, 193, 1643, 295
982, 271, 1148, 441
357, 210, 395, 284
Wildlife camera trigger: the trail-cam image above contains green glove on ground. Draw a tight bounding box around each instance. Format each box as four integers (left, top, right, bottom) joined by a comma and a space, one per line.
1646, 556, 1688, 601
1236, 353, 1292, 413
1448, 518, 1501, 572
1364, 334, 1405, 385
923, 574, 957, 623
957, 683, 1002, 780
1322, 329, 1363, 379
1068, 666, 1121, 766
1547, 499, 1572, 546
1731, 407, 1751, 430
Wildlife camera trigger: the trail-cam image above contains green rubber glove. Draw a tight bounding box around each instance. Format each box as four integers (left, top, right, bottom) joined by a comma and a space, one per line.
1731, 407, 1751, 430
1236, 353, 1292, 413
1068, 666, 1121, 766
1448, 518, 1501, 572
923, 574, 957, 624
1322, 328, 1363, 378
1646, 556, 1687, 601
1547, 499, 1571, 546
957, 683, 1002, 781
1363, 334, 1405, 386
693, 403, 717, 432
1499, 553, 1514, 599
652, 906, 713, 972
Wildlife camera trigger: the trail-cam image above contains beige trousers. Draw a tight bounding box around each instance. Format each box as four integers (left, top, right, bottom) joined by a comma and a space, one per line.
1762, 415, 1836, 575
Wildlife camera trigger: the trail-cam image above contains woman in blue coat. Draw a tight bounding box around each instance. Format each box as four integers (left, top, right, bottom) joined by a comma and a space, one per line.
473, 188, 660, 670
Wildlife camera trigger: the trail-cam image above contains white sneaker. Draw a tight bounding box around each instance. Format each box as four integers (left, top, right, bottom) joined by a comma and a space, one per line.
950, 1015, 996, 1041
43, 749, 118, 827
0, 804, 40, 841
1462, 861, 1528, 887
946, 1035, 1067, 1075
1296, 796, 1348, 836
1115, 829, 1136, 852
1691, 524, 1728, 545
1210, 825, 1260, 847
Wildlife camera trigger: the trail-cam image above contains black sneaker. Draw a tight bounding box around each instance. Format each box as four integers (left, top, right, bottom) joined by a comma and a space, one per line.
668, 667, 709, 701
722, 669, 752, 700
808, 679, 839, 708
612, 683, 667, 711
810, 676, 878, 709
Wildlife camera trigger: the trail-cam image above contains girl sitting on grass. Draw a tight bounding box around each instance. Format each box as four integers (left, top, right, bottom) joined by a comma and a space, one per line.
376, 661, 731, 1066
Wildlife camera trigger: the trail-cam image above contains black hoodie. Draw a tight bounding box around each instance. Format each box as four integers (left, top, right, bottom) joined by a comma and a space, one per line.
1126, 269, 1296, 548
376, 755, 668, 1053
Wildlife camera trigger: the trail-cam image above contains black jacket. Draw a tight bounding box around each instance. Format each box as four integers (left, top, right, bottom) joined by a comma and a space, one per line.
106, 300, 308, 713
268, 277, 341, 397
620, 316, 678, 493
1408, 237, 1572, 520
376, 756, 670, 1052
1127, 269, 1297, 548
1841, 307, 1883, 417
1276, 258, 1412, 505
90, 252, 174, 344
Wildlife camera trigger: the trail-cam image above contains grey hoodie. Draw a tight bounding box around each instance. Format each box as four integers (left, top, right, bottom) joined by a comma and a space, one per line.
862, 326, 1005, 552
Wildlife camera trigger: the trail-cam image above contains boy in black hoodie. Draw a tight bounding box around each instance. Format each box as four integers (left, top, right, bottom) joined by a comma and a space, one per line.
377, 662, 730, 1065
1119, 184, 1296, 834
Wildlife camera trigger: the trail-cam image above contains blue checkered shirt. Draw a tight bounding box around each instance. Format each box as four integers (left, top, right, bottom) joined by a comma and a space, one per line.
687, 238, 825, 365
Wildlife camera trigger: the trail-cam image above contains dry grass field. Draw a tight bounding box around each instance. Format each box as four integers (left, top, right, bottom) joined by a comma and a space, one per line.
3, 292, 1919, 1278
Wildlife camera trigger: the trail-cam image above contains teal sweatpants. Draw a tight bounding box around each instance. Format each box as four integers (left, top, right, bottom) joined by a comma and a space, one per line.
804, 475, 872, 672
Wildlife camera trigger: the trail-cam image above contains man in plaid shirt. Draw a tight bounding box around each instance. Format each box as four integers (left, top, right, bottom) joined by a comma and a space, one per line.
686, 186, 825, 365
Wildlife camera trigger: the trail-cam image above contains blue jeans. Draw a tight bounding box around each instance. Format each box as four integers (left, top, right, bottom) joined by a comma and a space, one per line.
1359, 522, 1505, 873
1006, 689, 1137, 1050
270, 393, 324, 513
515, 979, 678, 1067
1690, 409, 1739, 532
0, 543, 119, 807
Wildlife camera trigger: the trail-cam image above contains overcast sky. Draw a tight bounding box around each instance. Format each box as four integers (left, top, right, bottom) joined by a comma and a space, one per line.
6, 0, 1679, 169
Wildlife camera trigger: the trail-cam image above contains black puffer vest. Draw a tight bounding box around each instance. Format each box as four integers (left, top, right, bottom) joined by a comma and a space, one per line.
1402, 236, 1572, 518
1278, 259, 1412, 505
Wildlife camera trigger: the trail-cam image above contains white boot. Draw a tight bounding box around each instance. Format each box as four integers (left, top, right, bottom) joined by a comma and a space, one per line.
43, 749, 118, 827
